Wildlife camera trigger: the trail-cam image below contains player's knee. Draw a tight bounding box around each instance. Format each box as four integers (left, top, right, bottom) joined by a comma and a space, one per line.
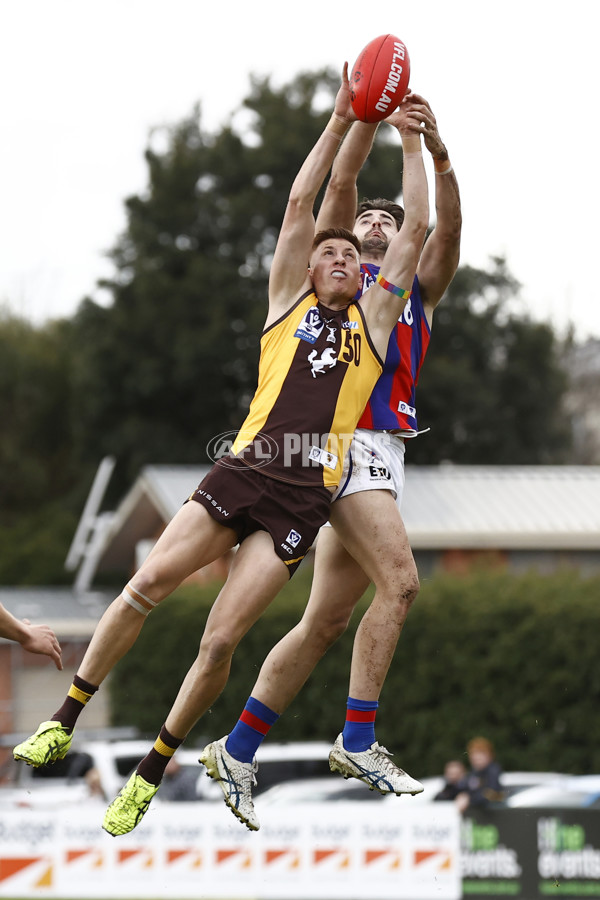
405, 563, 420, 596
397, 567, 420, 615
402, 570, 420, 609
121, 582, 160, 617
122, 559, 178, 611
378, 564, 420, 615
315, 612, 350, 650
199, 628, 237, 671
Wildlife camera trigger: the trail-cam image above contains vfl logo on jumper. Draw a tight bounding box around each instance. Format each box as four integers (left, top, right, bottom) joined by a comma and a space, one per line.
398, 401, 416, 417
294, 306, 324, 344
281, 529, 302, 555
375, 42, 407, 116
308, 446, 338, 470
308, 347, 337, 377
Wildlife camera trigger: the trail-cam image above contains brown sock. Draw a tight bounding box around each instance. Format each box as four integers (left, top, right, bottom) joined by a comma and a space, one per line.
51, 674, 98, 733
136, 725, 183, 786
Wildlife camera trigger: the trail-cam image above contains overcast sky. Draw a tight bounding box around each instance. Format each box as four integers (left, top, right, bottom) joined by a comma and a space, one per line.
1, 0, 598, 343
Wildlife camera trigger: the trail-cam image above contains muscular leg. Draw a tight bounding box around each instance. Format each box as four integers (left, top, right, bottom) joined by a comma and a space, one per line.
196, 494, 419, 826
329, 489, 419, 700
253, 489, 417, 714
165, 529, 289, 738
103, 529, 290, 836
13, 501, 241, 771
252, 526, 370, 713
78, 501, 238, 686
195, 529, 370, 832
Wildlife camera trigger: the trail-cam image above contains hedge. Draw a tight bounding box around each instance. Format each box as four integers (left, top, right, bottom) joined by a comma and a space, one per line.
109, 568, 600, 777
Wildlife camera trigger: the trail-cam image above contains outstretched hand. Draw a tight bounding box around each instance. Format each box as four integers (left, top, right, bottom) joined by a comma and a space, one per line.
386, 92, 447, 158
20, 620, 63, 670
333, 62, 358, 125
385, 91, 416, 131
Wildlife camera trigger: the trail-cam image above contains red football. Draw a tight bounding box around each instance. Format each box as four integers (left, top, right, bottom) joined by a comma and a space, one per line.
350, 34, 411, 123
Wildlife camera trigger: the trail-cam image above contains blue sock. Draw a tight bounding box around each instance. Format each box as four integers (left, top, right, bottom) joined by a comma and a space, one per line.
342, 696, 379, 752
225, 697, 280, 763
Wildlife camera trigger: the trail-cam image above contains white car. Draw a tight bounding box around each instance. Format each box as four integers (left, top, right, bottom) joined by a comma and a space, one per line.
395, 771, 567, 805
180, 739, 334, 801
2, 736, 334, 808
256, 775, 386, 808
1, 738, 159, 809
506, 774, 600, 808
255, 770, 571, 809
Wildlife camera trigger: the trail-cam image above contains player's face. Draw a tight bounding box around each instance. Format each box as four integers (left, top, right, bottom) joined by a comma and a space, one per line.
354, 209, 399, 250
309, 240, 361, 301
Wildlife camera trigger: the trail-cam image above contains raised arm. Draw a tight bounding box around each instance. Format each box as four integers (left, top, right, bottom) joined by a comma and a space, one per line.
359, 114, 429, 357
266, 67, 356, 327
315, 121, 379, 232
402, 93, 462, 322
0, 602, 63, 669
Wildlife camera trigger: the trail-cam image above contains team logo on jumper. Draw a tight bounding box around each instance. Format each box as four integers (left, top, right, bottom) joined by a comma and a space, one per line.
361, 270, 377, 293
308, 445, 338, 470
397, 401, 416, 417
308, 347, 337, 377
294, 306, 324, 344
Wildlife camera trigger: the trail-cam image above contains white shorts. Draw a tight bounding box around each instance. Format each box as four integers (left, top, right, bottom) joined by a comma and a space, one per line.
329, 429, 406, 511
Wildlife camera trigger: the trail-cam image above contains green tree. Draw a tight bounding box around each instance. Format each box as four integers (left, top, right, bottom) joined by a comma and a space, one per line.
0, 311, 70, 513
0, 70, 576, 585
69, 69, 404, 496
0, 310, 80, 582
411, 257, 572, 464
110, 571, 600, 775
69, 70, 571, 492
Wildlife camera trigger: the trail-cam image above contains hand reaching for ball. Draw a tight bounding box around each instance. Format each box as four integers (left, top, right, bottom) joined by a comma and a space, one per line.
387, 92, 447, 159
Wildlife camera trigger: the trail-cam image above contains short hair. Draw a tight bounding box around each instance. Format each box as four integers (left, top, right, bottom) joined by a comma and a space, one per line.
356, 197, 405, 231
312, 227, 361, 256
467, 737, 495, 757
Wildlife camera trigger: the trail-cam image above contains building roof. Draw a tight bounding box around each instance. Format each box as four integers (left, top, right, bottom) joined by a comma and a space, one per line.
94, 465, 210, 573
90, 464, 600, 566
401, 465, 600, 549
0, 587, 113, 638
5, 466, 598, 626
56, 461, 600, 592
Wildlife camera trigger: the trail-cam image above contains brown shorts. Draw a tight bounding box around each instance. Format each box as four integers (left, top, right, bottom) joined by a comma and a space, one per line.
189, 457, 331, 577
